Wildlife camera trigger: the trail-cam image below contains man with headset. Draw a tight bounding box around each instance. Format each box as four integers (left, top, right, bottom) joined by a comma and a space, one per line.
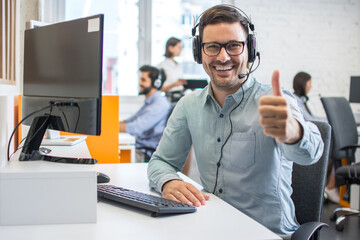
119, 65, 170, 162
147, 5, 323, 236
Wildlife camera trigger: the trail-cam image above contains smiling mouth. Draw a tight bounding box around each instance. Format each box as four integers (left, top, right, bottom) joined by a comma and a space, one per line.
214, 65, 233, 71
213, 65, 234, 77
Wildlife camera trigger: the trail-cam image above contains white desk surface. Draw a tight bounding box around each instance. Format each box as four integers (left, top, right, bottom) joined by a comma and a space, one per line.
0, 161, 280, 240
119, 132, 135, 145
118, 133, 136, 162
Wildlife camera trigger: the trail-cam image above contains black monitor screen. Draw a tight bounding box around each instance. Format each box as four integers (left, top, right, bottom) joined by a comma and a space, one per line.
350, 76, 360, 103
20, 14, 103, 163
23, 14, 103, 134
24, 16, 102, 99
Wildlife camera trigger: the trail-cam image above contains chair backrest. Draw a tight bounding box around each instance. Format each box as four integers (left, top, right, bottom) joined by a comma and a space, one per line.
321, 97, 358, 160
291, 120, 331, 224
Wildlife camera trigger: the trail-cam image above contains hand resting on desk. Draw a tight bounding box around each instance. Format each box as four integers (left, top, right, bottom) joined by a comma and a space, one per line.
162, 179, 210, 207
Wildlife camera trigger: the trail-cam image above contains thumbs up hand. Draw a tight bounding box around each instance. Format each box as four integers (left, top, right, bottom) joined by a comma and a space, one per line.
258, 70, 303, 144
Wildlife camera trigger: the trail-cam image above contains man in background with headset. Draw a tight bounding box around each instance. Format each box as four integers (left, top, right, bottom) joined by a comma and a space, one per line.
147, 5, 323, 236
119, 65, 170, 162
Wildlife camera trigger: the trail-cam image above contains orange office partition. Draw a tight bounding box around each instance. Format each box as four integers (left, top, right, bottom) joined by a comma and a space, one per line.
18, 95, 120, 164
17, 95, 22, 146
84, 95, 120, 163
58, 95, 120, 163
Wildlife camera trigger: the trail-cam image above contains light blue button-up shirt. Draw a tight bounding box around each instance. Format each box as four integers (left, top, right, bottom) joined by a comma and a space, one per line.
147, 76, 323, 236
126, 91, 170, 149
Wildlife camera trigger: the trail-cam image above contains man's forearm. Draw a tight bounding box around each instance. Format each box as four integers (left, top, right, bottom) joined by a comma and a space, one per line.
119, 121, 126, 132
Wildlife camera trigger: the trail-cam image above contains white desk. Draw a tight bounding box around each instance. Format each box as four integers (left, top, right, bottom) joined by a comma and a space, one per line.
0, 161, 281, 240
119, 132, 136, 162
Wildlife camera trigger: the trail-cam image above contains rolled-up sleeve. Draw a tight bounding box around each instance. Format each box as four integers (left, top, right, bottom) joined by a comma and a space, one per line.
279, 90, 324, 165
147, 100, 192, 193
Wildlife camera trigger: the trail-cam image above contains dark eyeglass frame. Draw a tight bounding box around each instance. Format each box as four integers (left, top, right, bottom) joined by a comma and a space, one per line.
201, 40, 248, 57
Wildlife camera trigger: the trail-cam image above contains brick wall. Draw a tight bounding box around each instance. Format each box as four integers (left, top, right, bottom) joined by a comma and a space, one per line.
229, 0, 360, 117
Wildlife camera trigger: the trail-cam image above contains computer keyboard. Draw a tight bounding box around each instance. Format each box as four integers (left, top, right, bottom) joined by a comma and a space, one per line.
97, 184, 196, 216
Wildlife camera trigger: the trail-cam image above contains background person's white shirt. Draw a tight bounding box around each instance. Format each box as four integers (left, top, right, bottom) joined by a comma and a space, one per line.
157, 58, 183, 92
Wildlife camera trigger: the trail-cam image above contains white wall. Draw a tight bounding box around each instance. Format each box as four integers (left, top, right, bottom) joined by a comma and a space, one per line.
229, 0, 360, 117
0, 0, 39, 168
0, 96, 15, 169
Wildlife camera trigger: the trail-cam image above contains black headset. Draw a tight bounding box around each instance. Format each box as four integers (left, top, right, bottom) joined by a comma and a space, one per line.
191, 5, 257, 64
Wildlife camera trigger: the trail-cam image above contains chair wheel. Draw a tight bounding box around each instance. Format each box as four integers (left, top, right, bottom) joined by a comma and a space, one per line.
330, 213, 337, 221
336, 224, 344, 232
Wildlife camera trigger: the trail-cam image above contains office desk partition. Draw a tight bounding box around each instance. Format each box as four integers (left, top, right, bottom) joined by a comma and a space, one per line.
0, 149, 281, 240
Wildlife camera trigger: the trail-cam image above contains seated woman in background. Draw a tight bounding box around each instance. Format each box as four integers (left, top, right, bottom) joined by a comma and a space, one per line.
293, 71, 339, 203
293, 72, 323, 121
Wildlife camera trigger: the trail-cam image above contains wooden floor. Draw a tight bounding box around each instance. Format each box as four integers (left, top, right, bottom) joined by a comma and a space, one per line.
320, 201, 360, 240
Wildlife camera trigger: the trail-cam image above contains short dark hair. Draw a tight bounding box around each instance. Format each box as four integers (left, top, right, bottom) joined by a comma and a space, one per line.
293, 72, 311, 96
164, 37, 181, 58
198, 5, 249, 42
139, 65, 167, 88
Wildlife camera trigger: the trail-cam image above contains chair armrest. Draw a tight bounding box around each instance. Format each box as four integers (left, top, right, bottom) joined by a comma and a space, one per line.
340, 144, 360, 151
291, 222, 328, 240
137, 147, 156, 152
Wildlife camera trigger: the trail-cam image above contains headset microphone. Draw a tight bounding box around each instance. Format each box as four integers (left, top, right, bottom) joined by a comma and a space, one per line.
238, 73, 248, 79
238, 52, 261, 80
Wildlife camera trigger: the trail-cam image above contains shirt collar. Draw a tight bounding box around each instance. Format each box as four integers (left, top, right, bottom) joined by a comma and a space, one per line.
202, 75, 256, 106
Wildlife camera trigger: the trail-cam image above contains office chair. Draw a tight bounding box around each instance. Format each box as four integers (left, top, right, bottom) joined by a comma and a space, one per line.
291, 120, 330, 240
321, 97, 360, 231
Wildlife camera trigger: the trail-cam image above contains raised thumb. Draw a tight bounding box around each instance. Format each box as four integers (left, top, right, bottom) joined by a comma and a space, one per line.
272, 70, 282, 96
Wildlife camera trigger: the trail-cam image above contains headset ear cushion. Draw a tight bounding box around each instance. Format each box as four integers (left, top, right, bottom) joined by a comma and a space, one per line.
192, 35, 202, 64
153, 78, 162, 89
247, 34, 256, 63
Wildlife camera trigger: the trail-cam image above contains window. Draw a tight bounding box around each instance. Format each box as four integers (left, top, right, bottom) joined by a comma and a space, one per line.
0, 0, 17, 86
44, 0, 221, 95
151, 0, 220, 78
64, 0, 139, 95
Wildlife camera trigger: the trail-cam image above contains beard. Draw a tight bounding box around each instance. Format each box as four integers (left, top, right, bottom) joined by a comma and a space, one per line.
139, 86, 152, 95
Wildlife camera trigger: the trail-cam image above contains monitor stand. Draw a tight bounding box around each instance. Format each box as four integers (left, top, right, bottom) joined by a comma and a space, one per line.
19, 115, 97, 164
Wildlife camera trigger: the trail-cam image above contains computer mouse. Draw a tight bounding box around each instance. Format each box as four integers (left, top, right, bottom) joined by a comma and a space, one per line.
97, 172, 110, 184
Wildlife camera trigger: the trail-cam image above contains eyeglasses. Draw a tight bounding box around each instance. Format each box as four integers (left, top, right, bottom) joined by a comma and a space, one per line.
201, 40, 248, 57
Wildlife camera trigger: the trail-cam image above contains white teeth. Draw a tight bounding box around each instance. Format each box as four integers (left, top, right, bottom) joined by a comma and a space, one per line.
215, 65, 232, 71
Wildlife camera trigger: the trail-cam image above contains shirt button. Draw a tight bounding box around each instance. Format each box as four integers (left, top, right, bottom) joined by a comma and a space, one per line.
219, 114, 224, 118
219, 188, 223, 194
217, 137, 221, 142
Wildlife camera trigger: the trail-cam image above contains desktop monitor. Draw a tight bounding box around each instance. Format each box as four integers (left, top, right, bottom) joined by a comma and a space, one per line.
183, 79, 208, 89
349, 76, 360, 103
20, 14, 104, 163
